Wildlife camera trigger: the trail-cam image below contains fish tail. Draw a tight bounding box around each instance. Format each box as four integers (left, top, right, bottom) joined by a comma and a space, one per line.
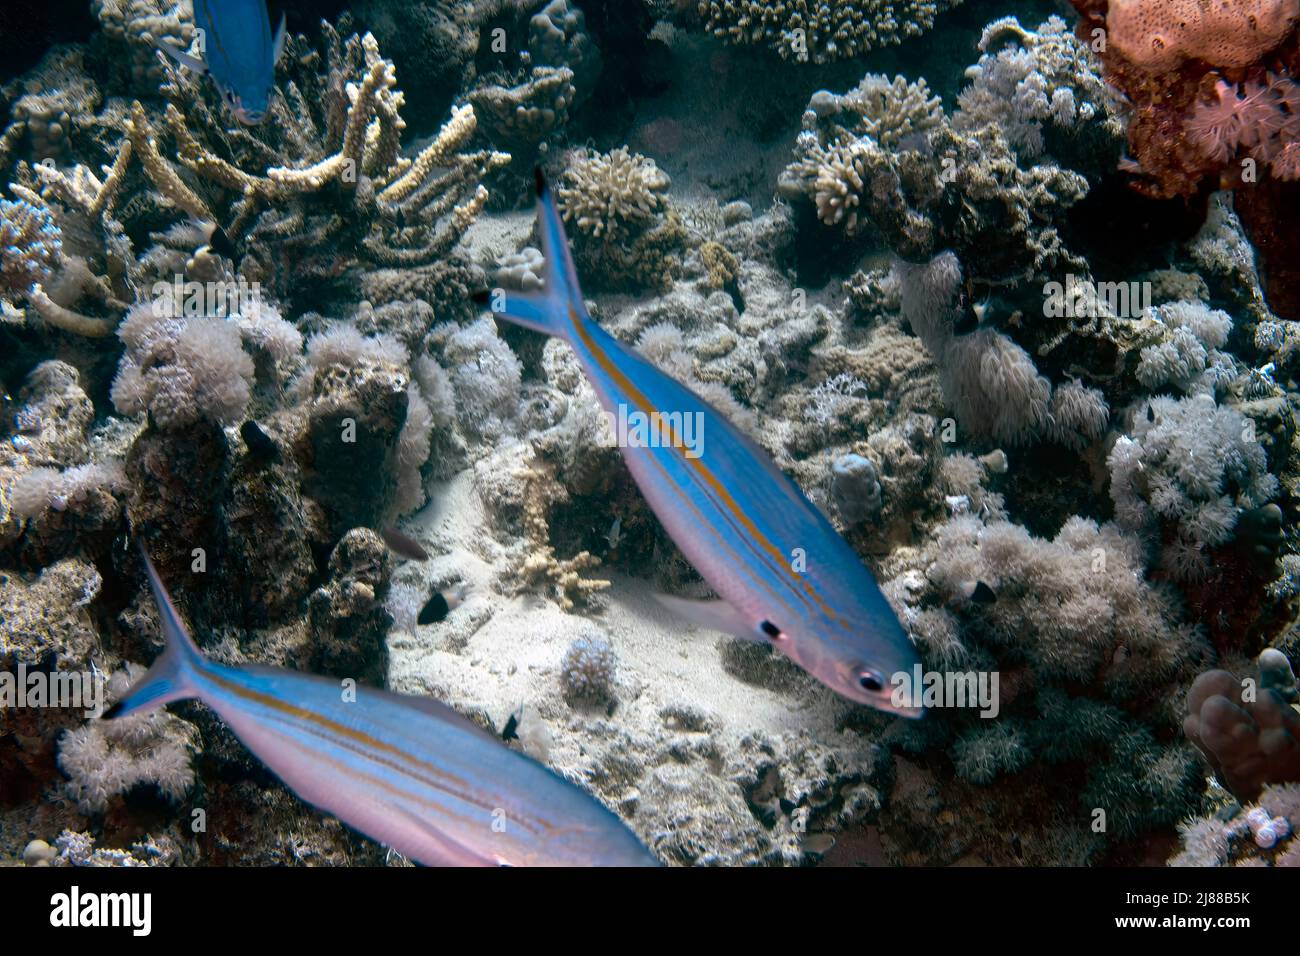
104, 545, 208, 719
473, 168, 585, 342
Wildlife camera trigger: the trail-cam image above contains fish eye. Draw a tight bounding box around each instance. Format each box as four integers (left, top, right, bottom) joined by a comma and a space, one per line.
857, 669, 885, 693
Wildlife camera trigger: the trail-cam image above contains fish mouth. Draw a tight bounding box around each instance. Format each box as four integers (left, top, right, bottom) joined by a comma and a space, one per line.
235, 108, 266, 125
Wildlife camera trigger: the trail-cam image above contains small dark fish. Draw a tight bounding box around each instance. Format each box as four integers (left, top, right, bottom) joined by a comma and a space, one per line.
971, 581, 997, 605
418, 587, 466, 626
240, 420, 279, 462
501, 711, 520, 742
208, 224, 240, 261
418, 592, 450, 625
381, 526, 430, 562
1146, 404, 1155, 422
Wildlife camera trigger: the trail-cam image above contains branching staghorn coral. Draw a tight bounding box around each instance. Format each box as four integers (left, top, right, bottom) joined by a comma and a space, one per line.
171, 27, 506, 246
73, 21, 511, 308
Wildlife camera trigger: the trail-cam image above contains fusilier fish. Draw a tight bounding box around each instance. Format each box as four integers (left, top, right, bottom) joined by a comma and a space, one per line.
108, 545, 658, 866
477, 172, 923, 716
154, 0, 285, 125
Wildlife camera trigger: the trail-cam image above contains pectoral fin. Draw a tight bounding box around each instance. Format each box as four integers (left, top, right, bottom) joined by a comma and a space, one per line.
153, 39, 209, 74
390, 804, 500, 867
653, 594, 760, 642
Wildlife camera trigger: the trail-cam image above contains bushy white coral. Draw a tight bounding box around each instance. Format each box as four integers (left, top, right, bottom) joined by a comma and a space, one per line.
1108, 394, 1278, 578
1135, 300, 1235, 394
442, 318, 523, 442
10, 461, 127, 519
954, 16, 1118, 158
58, 666, 199, 813
111, 303, 256, 430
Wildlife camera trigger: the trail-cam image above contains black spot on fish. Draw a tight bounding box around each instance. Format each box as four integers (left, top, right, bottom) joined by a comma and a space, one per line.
760, 620, 782, 640
534, 166, 548, 195
418, 591, 451, 626
779, 797, 797, 815
971, 581, 997, 605
501, 711, 520, 742
240, 420, 279, 463
101, 700, 124, 720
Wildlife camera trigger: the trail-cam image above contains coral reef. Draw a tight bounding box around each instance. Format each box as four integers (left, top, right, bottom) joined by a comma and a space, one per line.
0, 0, 1297, 872
691, 0, 965, 64
1067, 0, 1300, 318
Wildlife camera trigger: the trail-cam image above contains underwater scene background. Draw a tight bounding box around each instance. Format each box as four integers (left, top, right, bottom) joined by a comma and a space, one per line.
1, 0, 1299, 868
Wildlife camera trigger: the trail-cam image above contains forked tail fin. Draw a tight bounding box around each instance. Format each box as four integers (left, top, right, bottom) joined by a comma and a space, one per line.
473, 169, 586, 341
103, 545, 207, 719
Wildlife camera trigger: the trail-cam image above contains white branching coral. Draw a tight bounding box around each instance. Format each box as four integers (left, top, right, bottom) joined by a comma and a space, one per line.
0, 196, 62, 298
807, 74, 944, 151
954, 16, 1120, 158
116, 23, 511, 276
786, 75, 941, 236
557, 147, 670, 239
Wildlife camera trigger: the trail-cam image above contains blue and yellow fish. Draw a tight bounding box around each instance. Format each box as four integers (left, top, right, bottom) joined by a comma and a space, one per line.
155, 0, 285, 125
479, 172, 923, 717
109, 546, 658, 866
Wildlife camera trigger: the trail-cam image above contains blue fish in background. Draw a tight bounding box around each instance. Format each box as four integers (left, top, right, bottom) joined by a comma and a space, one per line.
108, 546, 659, 866
155, 0, 285, 125
479, 173, 923, 717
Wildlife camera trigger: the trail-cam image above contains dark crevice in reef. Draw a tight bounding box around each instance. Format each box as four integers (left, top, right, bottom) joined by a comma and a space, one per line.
1062, 174, 1212, 278
0, 0, 96, 84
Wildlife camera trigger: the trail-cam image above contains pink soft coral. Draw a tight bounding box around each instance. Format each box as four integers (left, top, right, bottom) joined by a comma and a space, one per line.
1186, 73, 1300, 176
